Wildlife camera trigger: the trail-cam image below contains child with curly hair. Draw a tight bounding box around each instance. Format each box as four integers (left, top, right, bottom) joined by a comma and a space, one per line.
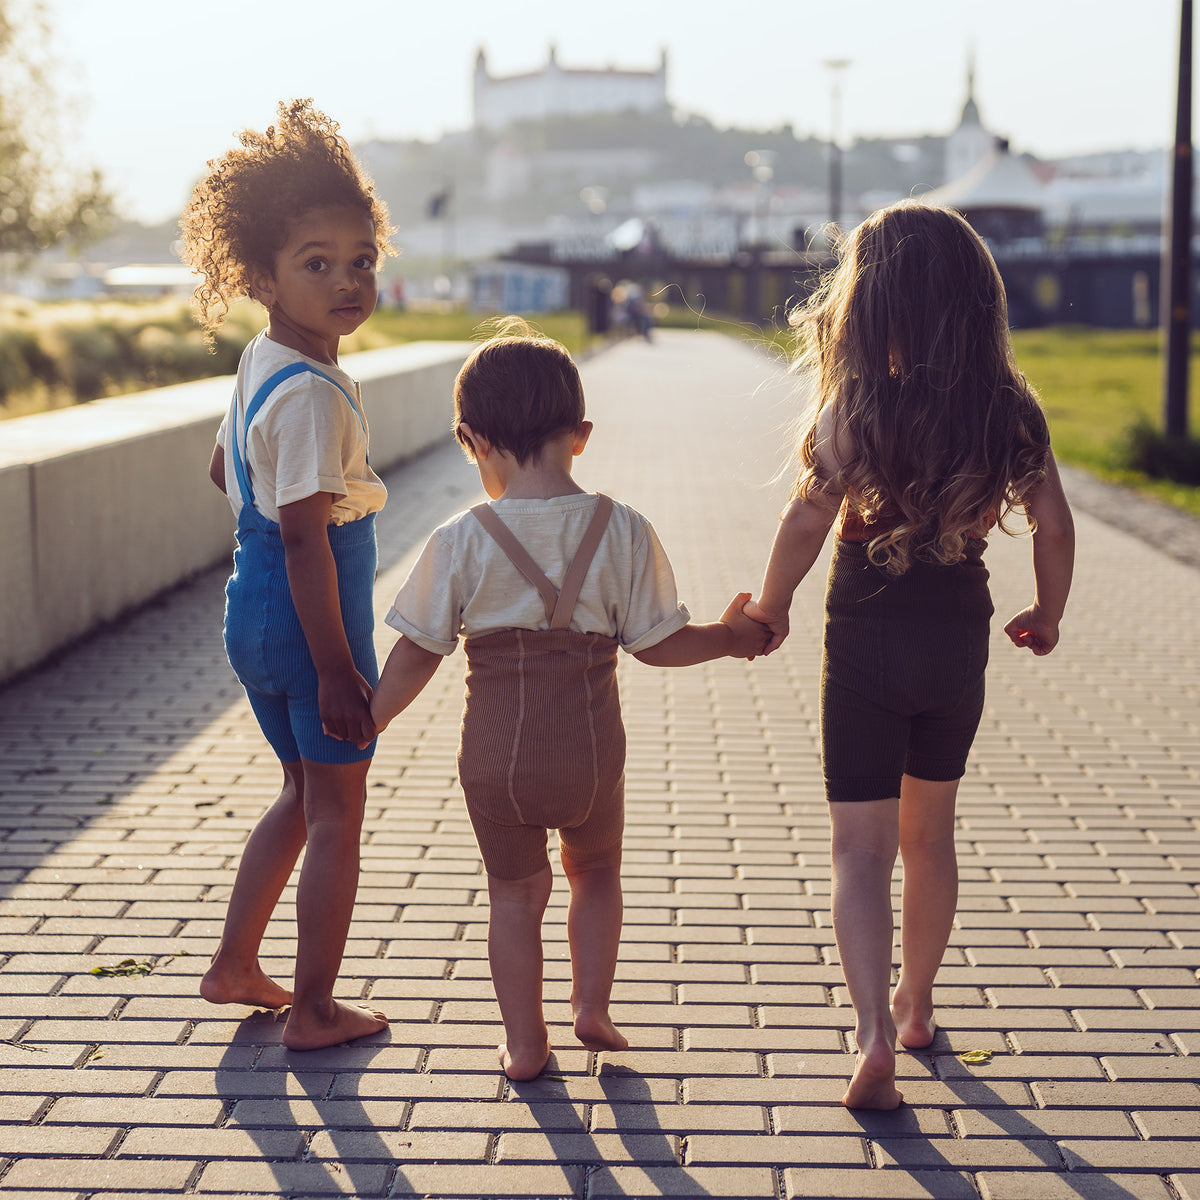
181, 99, 396, 1050
745, 201, 1075, 1108
368, 319, 768, 1079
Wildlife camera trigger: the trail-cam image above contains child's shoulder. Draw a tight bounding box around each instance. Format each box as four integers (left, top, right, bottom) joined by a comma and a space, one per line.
238, 333, 355, 405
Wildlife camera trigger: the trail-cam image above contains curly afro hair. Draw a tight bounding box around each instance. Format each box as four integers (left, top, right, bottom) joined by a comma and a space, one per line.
179, 98, 395, 341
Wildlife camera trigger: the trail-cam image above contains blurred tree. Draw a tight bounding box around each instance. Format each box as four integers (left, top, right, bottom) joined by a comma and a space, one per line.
0, 0, 112, 258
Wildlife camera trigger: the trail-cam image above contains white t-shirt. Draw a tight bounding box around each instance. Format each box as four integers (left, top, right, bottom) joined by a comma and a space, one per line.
216, 331, 387, 525
385, 493, 691, 656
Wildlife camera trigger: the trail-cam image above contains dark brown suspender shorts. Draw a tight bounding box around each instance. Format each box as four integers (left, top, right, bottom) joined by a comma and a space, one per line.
457, 497, 627, 880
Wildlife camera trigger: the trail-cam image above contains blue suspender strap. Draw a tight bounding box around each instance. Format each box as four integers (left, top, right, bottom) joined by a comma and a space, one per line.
230, 362, 369, 507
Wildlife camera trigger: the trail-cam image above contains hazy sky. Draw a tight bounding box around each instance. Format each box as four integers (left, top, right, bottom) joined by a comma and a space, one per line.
45, 0, 1182, 225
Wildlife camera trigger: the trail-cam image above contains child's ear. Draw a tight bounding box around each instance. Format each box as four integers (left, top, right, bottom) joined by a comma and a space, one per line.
571, 421, 593, 456
248, 264, 276, 310
458, 421, 490, 460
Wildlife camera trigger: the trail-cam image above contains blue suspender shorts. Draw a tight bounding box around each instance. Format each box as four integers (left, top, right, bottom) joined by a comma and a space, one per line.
221, 363, 379, 765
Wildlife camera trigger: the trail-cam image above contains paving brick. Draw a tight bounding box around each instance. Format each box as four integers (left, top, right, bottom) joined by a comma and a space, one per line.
2, 1160, 201, 1190
495, 1131, 679, 1164
782, 1167, 978, 1198
1033, 1080, 1200, 1107
227, 1099, 411, 1129
118, 1126, 306, 1158
590, 1165, 777, 1198
1008, 1032, 1176, 1055
1061, 1140, 1200, 1171
388, 1165, 583, 1196
684, 1133, 866, 1166
196, 1161, 391, 1195
873, 1135, 1064, 1169
977, 1172, 1174, 1200
407, 1100, 585, 1131
308, 1129, 491, 1162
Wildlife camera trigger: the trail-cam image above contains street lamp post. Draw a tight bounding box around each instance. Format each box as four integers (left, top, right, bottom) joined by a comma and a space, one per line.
1163, 0, 1193, 439
824, 58, 851, 228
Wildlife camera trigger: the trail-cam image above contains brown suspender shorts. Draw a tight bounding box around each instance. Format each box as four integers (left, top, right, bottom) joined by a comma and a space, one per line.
457, 496, 627, 880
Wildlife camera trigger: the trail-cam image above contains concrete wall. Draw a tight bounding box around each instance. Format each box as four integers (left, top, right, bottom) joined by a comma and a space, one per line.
0, 341, 470, 684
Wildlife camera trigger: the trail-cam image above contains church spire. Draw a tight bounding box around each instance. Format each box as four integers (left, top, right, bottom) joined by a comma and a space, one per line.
960, 46, 981, 126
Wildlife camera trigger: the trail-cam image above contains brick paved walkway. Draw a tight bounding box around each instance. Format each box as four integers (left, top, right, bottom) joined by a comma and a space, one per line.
1, 330, 1197, 1200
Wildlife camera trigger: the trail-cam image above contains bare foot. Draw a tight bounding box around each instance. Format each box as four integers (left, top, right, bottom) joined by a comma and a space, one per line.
282, 1000, 387, 1051
200, 960, 292, 1010
497, 1036, 552, 1081
842, 1041, 903, 1110
892, 995, 937, 1049
574, 1011, 628, 1052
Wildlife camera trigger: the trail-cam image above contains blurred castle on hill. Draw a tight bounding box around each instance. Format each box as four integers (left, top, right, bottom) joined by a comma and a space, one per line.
473, 45, 669, 131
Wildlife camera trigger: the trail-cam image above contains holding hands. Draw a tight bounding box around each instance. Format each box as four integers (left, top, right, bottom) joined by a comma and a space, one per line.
741, 597, 789, 655
720, 592, 773, 659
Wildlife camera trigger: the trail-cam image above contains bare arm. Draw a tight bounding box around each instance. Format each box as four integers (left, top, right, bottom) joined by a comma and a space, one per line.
633, 593, 769, 667
278, 491, 375, 745
743, 491, 841, 654
1004, 451, 1075, 655
371, 636, 443, 732
209, 442, 226, 494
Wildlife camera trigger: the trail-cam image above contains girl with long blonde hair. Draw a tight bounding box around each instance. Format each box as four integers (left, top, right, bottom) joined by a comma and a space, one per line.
746, 200, 1075, 1109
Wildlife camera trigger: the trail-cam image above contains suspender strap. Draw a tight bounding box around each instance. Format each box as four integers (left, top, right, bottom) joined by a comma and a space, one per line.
230, 361, 368, 507
549, 494, 613, 629
469, 503, 559, 622
469, 494, 614, 628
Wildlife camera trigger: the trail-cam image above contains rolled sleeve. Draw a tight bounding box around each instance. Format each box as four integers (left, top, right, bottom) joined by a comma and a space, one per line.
383, 528, 463, 656
618, 518, 691, 653
622, 603, 691, 655
383, 607, 459, 656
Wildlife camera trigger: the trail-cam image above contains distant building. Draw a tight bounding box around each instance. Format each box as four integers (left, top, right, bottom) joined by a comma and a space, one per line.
944, 55, 997, 183
473, 45, 670, 132
924, 139, 1048, 243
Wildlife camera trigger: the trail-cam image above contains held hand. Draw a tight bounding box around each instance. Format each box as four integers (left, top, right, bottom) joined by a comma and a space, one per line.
1004, 606, 1060, 656
720, 592, 772, 660
742, 597, 790, 655
319, 668, 377, 748
368, 694, 391, 740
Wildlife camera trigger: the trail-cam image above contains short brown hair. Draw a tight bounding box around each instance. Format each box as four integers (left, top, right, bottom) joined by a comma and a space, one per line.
454, 317, 586, 466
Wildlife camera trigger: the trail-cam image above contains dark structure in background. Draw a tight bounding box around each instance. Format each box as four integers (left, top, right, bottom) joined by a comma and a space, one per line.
505, 230, 1169, 333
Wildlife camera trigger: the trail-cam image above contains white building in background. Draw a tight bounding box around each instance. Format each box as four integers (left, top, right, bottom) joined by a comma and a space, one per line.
473, 45, 670, 132
945, 56, 998, 183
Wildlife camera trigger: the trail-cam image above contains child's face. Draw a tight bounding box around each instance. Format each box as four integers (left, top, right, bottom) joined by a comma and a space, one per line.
254, 205, 379, 352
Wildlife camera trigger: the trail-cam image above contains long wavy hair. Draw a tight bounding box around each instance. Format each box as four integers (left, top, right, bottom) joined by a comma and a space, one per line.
179, 99, 394, 342
790, 200, 1050, 574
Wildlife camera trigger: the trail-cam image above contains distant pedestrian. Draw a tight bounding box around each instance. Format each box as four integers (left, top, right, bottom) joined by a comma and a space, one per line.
180, 99, 396, 1051
368, 318, 768, 1080
744, 201, 1075, 1108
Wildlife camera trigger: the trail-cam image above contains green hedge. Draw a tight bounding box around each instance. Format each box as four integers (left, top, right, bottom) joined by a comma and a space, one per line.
0, 300, 591, 420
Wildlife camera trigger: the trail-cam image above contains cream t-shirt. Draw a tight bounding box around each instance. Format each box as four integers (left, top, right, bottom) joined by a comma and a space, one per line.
216, 331, 387, 525
385, 493, 690, 656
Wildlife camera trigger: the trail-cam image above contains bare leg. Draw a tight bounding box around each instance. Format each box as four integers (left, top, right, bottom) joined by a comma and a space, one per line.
560, 845, 627, 1052
487, 864, 554, 1080
829, 797, 904, 1110
282, 758, 387, 1051
891, 775, 961, 1049
200, 760, 306, 1009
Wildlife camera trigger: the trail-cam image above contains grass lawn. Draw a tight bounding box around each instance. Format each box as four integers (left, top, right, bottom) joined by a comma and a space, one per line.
1011, 327, 1200, 517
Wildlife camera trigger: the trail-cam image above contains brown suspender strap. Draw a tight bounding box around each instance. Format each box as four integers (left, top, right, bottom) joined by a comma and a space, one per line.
469, 495, 614, 629
469, 503, 558, 622
550, 494, 613, 629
